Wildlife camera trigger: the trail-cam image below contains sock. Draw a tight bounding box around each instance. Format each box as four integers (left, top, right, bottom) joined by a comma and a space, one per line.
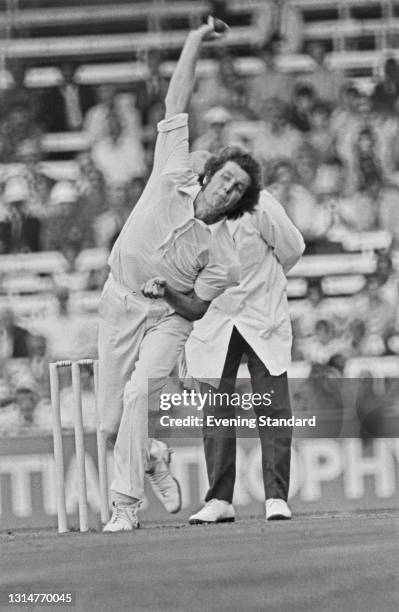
111, 491, 140, 505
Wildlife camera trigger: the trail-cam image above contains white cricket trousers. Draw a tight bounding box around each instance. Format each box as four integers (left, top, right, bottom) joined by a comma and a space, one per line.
97, 276, 192, 500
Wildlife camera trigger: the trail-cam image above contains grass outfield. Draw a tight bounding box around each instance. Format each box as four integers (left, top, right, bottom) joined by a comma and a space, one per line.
1, 510, 398, 612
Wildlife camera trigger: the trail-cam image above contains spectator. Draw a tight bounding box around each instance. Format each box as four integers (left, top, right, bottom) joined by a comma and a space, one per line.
41, 180, 94, 252
136, 48, 168, 127
38, 62, 95, 132
307, 101, 335, 161
313, 155, 349, 199
93, 177, 145, 251
0, 103, 42, 163
32, 286, 98, 362
76, 152, 107, 213
91, 112, 146, 186
0, 307, 33, 363
15, 136, 42, 169
292, 354, 344, 435
94, 183, 132, 250
26, 334, 51, 398
327, 353, 346, 376
328, 184, 379, 236
336, 177, 399, 238
301, 319, 346, 365
83, 84, 117, 143
331, 84, 361, 140
14, 388, 41, 432
352, 127, 383, 191
84, 86, 143, 144
0, 61, 38, 119
227, 79, 258, 122
375, 252, 397, 306
14, 139, 53, 216
294, 141, 319, 191
291, 280, 351, 343
294, 144, 351, 251
253, 2, 303, 54
0, 346, 51, 434
291, 280, 324, 341
370, 108, 399, 183
371, 57, 399, 115
300, 41, 345, 104
351, 274, 396, 353
347, 319, 370, 357
0, 387, 42, 435
253, 97, 303, 182
248, 36, 292, 116
190, 52, 241, 137
0, 137, 49, 223
354, 180, 399, 248
268, 158, 324, 240
49, 240, 95, 293
127, 176, 146, 209
288, 83, 316, 133
334, 93, 373, 183
0, 176, 42, 253
116, 91, 144, 136
200, 51, 239, 108
356, 376, 399, 440
312, 157, 363, 243
192, 106, 233, 154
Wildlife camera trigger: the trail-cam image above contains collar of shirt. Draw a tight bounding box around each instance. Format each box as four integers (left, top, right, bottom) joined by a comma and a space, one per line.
178, 181, 202, 203
179, 184, 235, 244
210, 218, 235, 243
158, 182, 210, 254
226, 217, 241, 241
209, 219, 225, 234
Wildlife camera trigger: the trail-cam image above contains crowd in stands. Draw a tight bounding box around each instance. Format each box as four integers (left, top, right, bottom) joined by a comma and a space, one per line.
291, 258, 398, 364
0, 35, 399, 435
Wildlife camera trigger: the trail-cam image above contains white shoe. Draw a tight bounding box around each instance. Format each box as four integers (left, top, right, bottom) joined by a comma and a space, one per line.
146, 440, 182, 514
265, 498, 292, 520
103, 501, 140, 532
189, 499, 235, 524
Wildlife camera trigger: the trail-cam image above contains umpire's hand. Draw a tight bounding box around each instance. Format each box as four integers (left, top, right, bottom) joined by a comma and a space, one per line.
141, 277, 167, 299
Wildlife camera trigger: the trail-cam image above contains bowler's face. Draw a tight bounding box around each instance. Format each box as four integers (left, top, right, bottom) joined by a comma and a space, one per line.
199, 161, 250, 223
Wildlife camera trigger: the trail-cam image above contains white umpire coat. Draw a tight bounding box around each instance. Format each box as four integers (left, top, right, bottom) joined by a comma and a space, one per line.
185, 189, 305, 381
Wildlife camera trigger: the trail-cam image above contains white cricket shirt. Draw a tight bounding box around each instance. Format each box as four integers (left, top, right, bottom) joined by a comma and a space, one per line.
185, 189, 305, 379
108, 113, 238, 300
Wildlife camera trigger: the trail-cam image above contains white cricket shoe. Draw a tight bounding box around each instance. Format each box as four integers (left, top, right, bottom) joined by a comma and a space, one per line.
146, 440, 182, 514
189, 499, 235, 524
103, 501, 140, 532
265, 498, 292, 520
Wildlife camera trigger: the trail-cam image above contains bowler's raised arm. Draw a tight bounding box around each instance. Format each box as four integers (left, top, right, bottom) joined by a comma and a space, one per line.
164, 17, 227, 119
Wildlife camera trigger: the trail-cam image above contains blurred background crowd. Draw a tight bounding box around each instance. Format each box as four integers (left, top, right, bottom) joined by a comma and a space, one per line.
0, 0, 398, 435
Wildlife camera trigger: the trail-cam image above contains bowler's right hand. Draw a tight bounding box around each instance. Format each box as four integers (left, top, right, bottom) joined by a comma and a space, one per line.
197, 15, 229, 41
141, 277, 167, 299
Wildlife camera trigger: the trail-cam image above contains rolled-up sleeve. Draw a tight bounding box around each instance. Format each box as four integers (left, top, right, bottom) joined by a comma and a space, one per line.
152, 113, 190, 175
255, 189, 305, 273
194, 227, 240, 301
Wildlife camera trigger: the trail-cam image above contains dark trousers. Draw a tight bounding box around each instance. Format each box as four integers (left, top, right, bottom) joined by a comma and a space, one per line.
202, 327, 292, 503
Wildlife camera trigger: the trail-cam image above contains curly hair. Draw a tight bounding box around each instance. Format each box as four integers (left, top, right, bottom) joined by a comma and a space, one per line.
202, 146, 263, 220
